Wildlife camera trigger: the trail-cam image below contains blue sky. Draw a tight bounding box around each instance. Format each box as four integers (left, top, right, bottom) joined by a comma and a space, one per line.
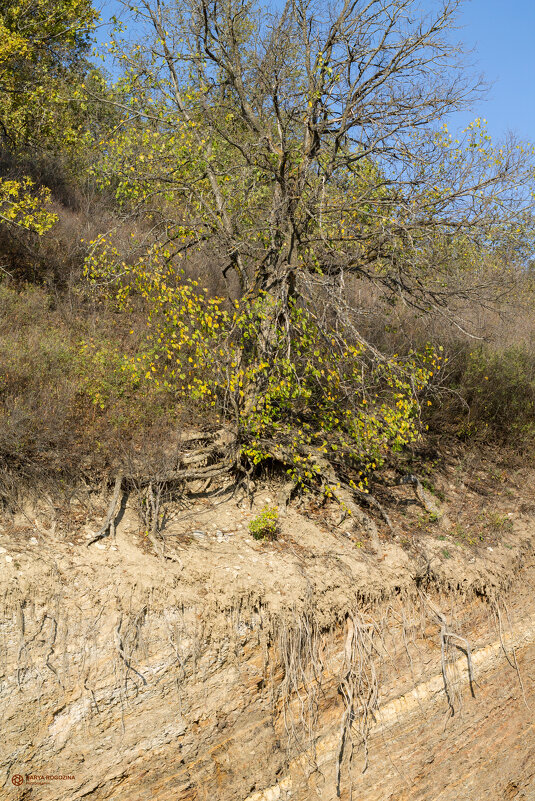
94, 0, 535, 143
450, 0, 535, 141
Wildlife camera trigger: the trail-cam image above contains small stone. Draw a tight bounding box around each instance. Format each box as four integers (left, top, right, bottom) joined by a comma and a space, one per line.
29, 537, 38, 545
110, 546, 118, 551
5, 555, 13, 563
0, 547, 6, 554
95, 543, 106, 550
487, 546, 493, 552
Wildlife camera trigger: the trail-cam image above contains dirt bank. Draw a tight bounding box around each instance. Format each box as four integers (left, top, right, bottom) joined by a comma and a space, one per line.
1, 450, 535, 799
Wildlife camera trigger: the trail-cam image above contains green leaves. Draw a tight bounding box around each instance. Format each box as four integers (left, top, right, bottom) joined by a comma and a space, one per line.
85, 241, 436, 489
248, 505, 279, 540
0, 0, 97, 149
0, 178, 57, 235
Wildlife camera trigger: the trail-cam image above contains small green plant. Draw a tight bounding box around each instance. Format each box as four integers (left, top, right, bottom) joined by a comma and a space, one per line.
249, 505, 279, 541
442, 548, 452, 559
487, 512, 513, 533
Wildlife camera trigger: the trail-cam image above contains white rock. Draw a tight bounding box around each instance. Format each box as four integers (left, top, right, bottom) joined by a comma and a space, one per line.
5, 555, 13, 563
95, 543, 106, 550
0, 547, 6, 554
29, 537, 38, 545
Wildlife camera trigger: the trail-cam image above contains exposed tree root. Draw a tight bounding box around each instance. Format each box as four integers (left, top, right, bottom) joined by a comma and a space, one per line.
273, 593, 485, 799
303, 450, 392, 551
87, 429, 236, 550
114, 611, 148, 695
398, 473, 442, 516
277, 612, 324, 762
86, 429, 441, 565
336, 612, 379, 798
86, 473, 124, 546
491, 597, 528, 707
418, 590, 475, 715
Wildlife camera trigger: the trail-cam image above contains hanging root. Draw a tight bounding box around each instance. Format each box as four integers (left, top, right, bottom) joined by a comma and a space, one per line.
418, 590, 475, 716
143, 481, 165, 558
277, 612, 324, 764
490, 596, 528, 707
114, 609, 148, 695
336, 611, 379, 799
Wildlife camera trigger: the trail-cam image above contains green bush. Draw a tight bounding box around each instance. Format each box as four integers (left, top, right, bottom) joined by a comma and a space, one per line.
448, 345, 535, 442
84, 245, 438, 490
0, 284, 180, 480
249, 505, 279, 541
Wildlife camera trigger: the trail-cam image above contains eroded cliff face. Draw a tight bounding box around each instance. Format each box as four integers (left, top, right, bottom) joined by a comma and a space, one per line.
1, 477, 535, 801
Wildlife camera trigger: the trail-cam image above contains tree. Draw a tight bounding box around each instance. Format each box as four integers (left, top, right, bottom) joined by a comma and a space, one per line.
0, 0, 102, 279
101, 0, 534, 303
85, 0, 535, 509
0, 0, 97, 150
